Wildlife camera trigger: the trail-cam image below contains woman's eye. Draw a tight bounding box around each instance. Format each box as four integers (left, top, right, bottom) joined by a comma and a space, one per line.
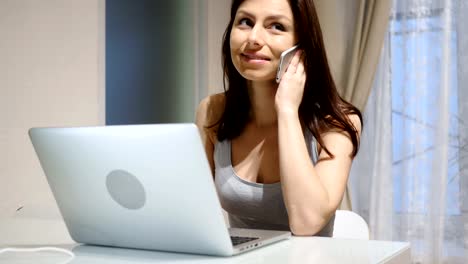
238, 18, 252, 27
271, 23, 285, 31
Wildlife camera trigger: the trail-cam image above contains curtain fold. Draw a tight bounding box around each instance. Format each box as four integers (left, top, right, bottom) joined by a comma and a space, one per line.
315, 0, 392, 210
349, 40, 394, 240
342, 0, 392, 111
351, 0, 468, 262
316, 0, 392, 111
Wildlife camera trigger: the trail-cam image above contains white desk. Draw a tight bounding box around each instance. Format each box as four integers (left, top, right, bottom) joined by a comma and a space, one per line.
0, 218, 411, 264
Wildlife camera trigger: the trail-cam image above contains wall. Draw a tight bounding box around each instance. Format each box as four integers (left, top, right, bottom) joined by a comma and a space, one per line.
204, 0, 231, 95
0, 0, 231, 220
106, 0, 198, 124
0, 0, 105, 218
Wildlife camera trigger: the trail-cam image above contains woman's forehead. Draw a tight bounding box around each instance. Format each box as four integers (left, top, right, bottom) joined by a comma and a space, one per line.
236, 0, 293, 20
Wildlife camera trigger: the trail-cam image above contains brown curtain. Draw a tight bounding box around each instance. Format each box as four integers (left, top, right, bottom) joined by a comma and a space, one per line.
315, 0, 392, 210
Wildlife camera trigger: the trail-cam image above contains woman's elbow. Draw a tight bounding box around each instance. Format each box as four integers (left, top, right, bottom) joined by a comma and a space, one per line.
289, 210, 335, 236
290, 222, 323, 236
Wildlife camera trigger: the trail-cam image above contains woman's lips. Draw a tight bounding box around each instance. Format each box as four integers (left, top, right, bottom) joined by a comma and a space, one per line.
242, 52, 270, 60
241, 53, 270, 64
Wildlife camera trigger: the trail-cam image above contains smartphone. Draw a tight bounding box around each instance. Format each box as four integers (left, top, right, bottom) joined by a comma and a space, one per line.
276, 45, 299, 83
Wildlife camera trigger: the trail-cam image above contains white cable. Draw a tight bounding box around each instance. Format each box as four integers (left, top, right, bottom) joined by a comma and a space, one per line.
0, 247, 75, 264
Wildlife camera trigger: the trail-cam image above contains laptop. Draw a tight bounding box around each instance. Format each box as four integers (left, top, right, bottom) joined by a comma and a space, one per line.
28, 123, 291, 256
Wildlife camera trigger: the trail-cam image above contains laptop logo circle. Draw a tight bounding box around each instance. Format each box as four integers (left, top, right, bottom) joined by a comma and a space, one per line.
106, 170, 146, 210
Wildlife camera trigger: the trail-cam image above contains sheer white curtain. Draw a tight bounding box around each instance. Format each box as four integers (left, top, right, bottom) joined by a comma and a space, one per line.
350, 0, 468, 263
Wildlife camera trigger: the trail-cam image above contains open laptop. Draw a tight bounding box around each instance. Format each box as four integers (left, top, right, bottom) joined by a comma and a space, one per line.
28, 123, 291, 256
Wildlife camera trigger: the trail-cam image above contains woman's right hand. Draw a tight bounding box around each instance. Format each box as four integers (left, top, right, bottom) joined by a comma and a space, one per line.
274, 50, 306, 115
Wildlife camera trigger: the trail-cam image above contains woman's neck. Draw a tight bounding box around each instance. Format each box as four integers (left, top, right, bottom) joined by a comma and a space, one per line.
247, 80, 278, 128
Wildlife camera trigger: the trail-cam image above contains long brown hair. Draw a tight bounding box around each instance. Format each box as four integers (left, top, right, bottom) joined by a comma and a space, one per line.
216, 0, 362, 157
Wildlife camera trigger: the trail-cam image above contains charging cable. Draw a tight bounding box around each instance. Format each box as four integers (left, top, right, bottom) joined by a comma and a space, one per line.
0, 247, 75, 264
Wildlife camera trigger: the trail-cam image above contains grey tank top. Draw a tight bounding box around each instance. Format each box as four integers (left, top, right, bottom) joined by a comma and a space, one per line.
214, 130, 335, 236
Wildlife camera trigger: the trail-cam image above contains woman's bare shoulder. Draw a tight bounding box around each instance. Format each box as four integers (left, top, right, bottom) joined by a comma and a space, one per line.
347, 113, 362, 136
196, 92, 225, 131
316, 113, 362, 155
323, 113, 362, 134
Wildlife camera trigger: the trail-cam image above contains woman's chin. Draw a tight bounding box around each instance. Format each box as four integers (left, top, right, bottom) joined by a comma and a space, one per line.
240, 72, 276, 83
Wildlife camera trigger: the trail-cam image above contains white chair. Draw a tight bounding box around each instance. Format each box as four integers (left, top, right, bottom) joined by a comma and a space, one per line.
332, 210, 370, 239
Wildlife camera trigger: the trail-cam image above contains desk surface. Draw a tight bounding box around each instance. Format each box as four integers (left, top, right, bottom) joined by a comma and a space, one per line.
0, 218, 411, 264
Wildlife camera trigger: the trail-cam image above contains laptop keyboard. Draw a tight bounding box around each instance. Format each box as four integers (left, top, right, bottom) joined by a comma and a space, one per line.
230, 236, 259, 246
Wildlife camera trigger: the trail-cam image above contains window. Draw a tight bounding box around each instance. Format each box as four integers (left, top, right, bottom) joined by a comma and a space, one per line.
390, 8, 460, 215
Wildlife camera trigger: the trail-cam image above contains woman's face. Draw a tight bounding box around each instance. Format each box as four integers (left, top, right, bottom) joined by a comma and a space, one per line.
230, 0, 297, 82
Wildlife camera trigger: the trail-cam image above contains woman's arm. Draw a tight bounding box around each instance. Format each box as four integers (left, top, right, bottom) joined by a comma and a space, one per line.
277, 111, 361, 236
195, 94, 225, 178
275, 51, 362, 236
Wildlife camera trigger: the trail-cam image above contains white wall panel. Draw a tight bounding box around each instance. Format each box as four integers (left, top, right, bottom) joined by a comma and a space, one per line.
0, 0, 105, 218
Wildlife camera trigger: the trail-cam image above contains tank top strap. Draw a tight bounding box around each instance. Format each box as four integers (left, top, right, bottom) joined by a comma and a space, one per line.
214, 140, 231, 169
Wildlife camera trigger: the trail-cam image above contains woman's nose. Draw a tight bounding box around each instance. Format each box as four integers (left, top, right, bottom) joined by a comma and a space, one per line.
247, 25, 265, 46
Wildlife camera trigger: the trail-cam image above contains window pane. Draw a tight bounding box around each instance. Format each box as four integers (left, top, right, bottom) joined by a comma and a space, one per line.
390, 11, 460, 215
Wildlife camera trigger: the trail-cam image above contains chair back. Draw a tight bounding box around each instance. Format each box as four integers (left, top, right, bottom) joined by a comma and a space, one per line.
332, 210, 369, 239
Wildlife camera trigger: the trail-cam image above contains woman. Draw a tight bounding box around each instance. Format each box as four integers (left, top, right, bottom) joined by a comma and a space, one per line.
196, 0, 362, 236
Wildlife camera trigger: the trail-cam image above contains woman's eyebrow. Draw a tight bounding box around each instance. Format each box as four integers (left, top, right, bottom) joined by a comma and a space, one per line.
236, 10, 292, 23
